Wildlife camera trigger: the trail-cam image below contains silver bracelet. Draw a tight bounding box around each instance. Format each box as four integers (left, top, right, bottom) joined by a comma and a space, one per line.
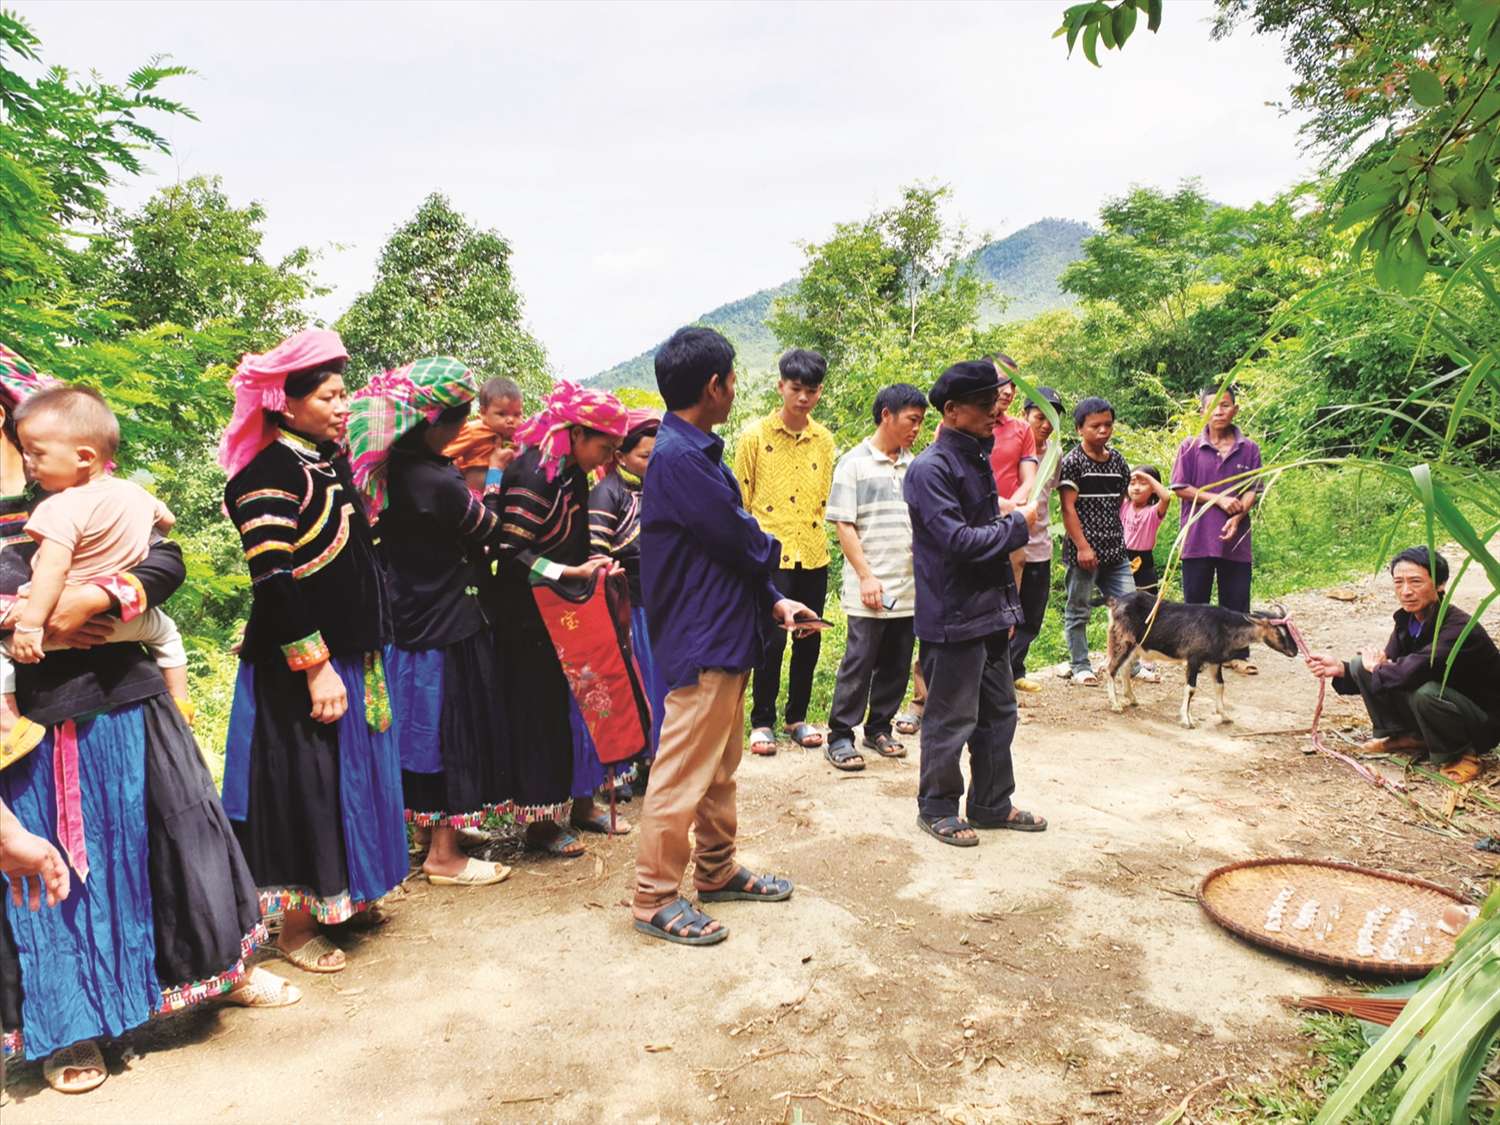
11, 624, 44, 635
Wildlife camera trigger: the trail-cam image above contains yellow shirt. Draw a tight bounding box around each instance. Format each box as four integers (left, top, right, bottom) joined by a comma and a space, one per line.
734, 412, 836, 569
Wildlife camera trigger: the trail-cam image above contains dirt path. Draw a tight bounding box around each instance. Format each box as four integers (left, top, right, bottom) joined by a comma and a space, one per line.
7, 564, 1499, 1124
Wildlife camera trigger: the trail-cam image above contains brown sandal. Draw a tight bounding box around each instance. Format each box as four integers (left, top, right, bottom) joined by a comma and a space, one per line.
1439, 755, 1482, 784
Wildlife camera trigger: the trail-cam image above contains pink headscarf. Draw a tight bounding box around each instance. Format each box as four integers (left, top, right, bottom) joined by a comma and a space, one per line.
514, 379, 629, 481
217, 329, 348, 479
0, 343, 59, 411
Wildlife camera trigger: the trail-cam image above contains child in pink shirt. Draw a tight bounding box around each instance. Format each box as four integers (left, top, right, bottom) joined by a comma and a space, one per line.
1121, 464, 1173, 595
3, 387, 189, 752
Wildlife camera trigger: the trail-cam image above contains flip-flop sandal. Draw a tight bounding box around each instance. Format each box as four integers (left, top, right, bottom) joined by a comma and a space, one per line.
862, 732, 906, 759
1071, 672, 1100, 687
571, 808, 634, 835
916, 814, 978, 847
276, 933, 347, 974
43, 1040, 108, 1094
634, 897, 728, 946
697, 866, 794, 902
894, 712, 920, 735
824, 740, 865, 771
1439, 755, 1483, 784
427, 856, 513, 886
1133, 667, 1162, 683
971, 809, 1048, 832
784, 722, 824, 748
526, 826, 586, 858
223, 967, 303, 1009
749, 727, 778, 756
1226, 660, 1259, 675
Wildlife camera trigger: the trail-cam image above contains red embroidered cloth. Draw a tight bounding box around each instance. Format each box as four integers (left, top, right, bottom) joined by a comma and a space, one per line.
530, 569, 650, 764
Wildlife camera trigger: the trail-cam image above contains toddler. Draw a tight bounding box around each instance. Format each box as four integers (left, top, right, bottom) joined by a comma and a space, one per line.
3, 386, 190, 753
445, 376, 524, 492
1121, 464, 1173, 595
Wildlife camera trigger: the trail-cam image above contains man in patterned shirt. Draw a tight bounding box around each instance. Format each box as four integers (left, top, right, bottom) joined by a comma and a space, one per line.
735, 349, 836, 754
1058, 396, 1135, 685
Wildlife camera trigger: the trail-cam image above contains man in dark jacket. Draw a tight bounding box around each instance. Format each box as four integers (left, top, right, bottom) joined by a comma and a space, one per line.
1306, 547, 1499, 783
903, 360, 1046, 846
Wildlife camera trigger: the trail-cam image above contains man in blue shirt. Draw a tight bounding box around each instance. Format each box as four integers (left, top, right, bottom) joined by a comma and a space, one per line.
904, 360, 1047, 846
632, 327, 815, 945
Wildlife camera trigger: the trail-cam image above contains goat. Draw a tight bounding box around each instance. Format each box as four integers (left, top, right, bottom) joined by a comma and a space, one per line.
1103, 592, 1299, 728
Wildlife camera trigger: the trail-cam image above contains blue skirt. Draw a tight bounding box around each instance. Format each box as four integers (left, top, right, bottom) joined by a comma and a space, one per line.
630, 604, 667, 762
1, 708, 156, 1058
222, 650, 408, 922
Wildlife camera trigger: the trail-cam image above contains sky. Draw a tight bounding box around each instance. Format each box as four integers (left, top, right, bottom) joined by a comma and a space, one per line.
17, 0, 1315, 378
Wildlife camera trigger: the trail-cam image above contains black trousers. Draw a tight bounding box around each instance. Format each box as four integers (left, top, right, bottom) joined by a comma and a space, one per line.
1010, 560, 1051, 679
827, 614, 915, 745
751, 565, 828, 730
1347, 656, 1495, 765
1181, 556, 1252, 661
917, 632, 1017, 822
1128, 549, 1160, 595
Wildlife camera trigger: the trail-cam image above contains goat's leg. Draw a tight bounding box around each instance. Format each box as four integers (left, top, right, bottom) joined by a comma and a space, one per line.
1121, 645, 1142, 707
1105, 611, 1124, 713
1180, 660, 1199, 729
1213, 663, 1232, 724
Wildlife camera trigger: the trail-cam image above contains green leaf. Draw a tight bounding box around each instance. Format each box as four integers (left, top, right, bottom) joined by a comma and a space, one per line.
1408, 67, 1444, 107
1453, 169, 1491, 209
1486, 15, 1500, 64
1333, 191, 1395, 231
1112, 2, 1137, 46
1429, 167, 1459, 213
1098, 7, 1117, 49
1082, 23, 1100, 66
1145, 0, 1162, 32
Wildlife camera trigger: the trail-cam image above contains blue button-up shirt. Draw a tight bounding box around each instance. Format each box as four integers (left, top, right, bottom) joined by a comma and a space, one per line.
904, 425, 1029, 644
641, 412, 784, 691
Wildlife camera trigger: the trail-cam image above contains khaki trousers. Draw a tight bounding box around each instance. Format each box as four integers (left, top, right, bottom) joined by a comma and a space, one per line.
632, 669, 748, 916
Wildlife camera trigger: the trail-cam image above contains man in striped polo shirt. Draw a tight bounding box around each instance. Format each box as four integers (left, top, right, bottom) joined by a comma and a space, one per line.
821, 384, 928, 771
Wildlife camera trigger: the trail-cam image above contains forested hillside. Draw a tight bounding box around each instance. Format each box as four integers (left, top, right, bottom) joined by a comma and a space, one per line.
586, 218, 1090, 391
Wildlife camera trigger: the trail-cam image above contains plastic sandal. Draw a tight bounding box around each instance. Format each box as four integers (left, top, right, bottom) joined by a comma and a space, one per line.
916, 814, 978, 848
971, 808, 1048, 833
784, 722, 825, 748
276, 933, 346, 974
749, 727, 778, 756
894, 712, 920, 735
634, 897, 728, 946
571, 808, 634, 835
224, 967, 302, 1008
862, 732, 906, 759
526, 825, 586, 858
697, 866, 794, 902
824, 739, 865, 771
1440, 755, 1482, 784
43, 1040, 108, 1094
427, 857, 513, 886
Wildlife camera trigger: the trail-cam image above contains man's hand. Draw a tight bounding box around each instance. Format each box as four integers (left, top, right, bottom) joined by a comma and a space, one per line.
859, 575, 885, 611
306, 661, 349, 724
1219, 513, 1244, 542
1360, 646, 1388, 671
1, 813, 70, 910
773, 598, 824, 638
1018, 500, 1041, 531
1215, 493, 1243, 515
1075, 543, 1098, 572
1305, 652, 1345, 680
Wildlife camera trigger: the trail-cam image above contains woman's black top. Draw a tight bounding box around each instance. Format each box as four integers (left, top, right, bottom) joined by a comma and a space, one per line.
224, 429, 391, 665
380, 445, 509, 650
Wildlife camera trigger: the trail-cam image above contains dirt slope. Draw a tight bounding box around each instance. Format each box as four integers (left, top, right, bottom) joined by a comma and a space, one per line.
7, 564, 1498, 1124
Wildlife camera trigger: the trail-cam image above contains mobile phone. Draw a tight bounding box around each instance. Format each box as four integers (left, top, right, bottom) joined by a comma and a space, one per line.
881, 593, 898, 611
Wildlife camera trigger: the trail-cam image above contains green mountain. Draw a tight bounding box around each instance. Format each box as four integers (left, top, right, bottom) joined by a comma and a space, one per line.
587, 218, 1091, 391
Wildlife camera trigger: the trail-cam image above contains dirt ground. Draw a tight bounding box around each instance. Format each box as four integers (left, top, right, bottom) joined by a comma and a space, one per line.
6, 563, 1499, 1124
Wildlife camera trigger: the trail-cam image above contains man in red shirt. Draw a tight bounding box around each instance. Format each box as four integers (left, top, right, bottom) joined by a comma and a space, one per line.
987, 355, 1038, 587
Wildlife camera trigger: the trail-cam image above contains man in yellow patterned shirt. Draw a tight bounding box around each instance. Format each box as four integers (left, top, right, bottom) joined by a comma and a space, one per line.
734, 349, 836, 754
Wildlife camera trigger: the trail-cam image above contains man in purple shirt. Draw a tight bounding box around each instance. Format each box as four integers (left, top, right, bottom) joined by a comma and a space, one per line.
1170, 387, 1264, 671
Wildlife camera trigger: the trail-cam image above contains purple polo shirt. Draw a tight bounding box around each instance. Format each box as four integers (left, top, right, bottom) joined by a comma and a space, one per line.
1170, 427, 1263, 563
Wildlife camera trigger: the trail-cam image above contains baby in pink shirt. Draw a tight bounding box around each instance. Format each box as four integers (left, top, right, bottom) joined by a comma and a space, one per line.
3, 387, 188, 750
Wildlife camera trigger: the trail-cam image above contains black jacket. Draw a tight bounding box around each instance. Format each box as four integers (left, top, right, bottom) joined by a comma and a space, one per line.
903, 426, 1028, 645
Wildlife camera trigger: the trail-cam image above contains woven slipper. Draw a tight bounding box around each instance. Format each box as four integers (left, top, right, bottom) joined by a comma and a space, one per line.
427, 856, 513, 886
276, 933, 346, 974
223, 967, 302, 1008
43, 1040, 107, 1094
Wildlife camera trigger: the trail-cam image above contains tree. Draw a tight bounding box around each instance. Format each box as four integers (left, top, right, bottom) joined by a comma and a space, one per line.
767, 184, 990, 436
336, 193, 549, 392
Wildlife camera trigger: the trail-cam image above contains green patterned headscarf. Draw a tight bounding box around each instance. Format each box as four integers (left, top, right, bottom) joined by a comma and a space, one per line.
347, 356, 477, 516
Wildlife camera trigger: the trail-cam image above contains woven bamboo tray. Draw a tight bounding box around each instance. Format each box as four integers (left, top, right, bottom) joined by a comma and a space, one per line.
1198, 858, 1472, 978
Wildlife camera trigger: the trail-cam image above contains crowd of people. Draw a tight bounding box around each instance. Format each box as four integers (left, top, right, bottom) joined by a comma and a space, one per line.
0, 326, 1496, 1096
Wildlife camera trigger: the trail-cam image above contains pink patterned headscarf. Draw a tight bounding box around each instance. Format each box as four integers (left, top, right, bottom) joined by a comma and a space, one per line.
0, 343, 59, 412
514, 380, 628, 481
217, 329, 348, 479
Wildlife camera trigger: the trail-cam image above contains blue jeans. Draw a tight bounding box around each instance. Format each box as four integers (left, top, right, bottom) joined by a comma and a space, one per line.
1063, 559, 1135, 674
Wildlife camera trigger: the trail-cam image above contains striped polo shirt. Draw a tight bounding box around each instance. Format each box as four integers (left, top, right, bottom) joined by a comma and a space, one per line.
825, 437, 915, 618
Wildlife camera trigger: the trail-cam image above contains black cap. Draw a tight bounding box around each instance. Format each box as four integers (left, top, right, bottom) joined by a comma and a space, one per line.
1024, 386, 1063, 413
929, 360, 1002, 411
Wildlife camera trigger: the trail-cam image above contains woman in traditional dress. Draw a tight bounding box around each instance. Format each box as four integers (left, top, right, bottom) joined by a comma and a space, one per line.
0, 344, 285, 1097
219, 329, 407, 974
488, 380, 630, 855
587, 410, 667, 789
346, 357, 512, 887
